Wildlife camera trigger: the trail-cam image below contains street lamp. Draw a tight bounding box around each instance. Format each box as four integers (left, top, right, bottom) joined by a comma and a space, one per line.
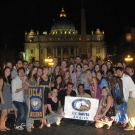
125, 55, 133, 62
44, 57, 54, 66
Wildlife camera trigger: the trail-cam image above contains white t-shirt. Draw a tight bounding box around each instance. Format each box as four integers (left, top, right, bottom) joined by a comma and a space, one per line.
121, 74, 135, 102
11, 76, 24, 102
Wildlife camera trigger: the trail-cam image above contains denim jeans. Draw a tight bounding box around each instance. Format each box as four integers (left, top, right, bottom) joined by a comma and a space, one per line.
25, 95, 34, 129
13, 101, 28, 126
46, 111, 62, 124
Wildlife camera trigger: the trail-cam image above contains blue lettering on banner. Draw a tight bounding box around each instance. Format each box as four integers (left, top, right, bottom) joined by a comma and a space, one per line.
72, 111, 89, 120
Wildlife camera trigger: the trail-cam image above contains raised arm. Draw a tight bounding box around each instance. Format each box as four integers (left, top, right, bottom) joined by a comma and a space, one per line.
12, 79, 26, 93
36, 77, 40, 86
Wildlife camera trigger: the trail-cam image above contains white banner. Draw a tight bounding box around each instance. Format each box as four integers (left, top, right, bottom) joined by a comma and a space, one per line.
64, 97, 99, 121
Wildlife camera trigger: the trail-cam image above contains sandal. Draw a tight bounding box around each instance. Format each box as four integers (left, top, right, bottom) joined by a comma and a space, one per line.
4, 127, 10, 130
39, 123, 44, 129
39, 120, 46, 129
0, 128, 6, 132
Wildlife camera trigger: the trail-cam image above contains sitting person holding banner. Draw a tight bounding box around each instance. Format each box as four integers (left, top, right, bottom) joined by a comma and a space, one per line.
46, 87, 64, 127
76, 84, 91, 125
94, 86, 115, 129
58, 82, 76, 110
76, 84, 91, 98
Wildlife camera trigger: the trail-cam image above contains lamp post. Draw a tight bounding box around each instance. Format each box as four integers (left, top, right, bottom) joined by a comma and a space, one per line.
125, 55, 133, 64
44, 57, 54, 66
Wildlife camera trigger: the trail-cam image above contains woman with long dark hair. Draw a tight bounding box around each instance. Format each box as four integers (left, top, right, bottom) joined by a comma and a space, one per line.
46, 87, 63, 127
0, 67, 12, 131
74, 63, 84, 91
94, 64, 100, 74
106, 69, 128, 127
37, 66, 51, 129
106, 61, 113, 70
101, 63, 108, 78
96, 70, 108, 91
23, 66, 38, 132
63, 70, 71, 89
54, 75, 64, 91
86, 69, 101, 99
68, 63, 76, 87
52, 65, 61, 82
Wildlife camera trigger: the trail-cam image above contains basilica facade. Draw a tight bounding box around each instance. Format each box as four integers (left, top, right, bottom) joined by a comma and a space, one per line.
24, 8, 106, 65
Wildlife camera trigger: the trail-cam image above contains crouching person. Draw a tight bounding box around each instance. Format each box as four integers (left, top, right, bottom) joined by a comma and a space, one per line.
94, 87, 115, 129
46, 87, 64, 127
12, 67, 28, 130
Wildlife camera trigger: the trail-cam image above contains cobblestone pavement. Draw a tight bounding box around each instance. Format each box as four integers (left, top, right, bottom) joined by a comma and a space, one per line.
1, 116, 135, 135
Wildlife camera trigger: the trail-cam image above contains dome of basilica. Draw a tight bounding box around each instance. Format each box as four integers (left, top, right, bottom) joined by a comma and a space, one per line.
50, 8, 78, 35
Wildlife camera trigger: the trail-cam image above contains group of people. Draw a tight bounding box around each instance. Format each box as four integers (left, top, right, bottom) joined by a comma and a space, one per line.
0, 56, 135, 132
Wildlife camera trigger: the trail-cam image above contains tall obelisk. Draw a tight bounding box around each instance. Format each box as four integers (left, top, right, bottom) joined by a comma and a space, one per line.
81, 0, 87, 58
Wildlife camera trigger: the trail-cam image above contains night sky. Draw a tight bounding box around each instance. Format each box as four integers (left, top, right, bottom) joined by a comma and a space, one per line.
0, 0, 135, 52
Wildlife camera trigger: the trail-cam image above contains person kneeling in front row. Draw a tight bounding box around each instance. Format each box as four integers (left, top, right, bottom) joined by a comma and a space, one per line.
46, 87, 64, 127
94, 87, 115, 129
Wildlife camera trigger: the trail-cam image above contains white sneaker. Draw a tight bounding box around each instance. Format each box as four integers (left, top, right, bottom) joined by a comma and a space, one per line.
14, 126, 24, 130
21, 123, 26, 127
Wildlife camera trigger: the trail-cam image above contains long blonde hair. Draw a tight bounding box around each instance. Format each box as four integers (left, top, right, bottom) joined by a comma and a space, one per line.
101, 86, 110, 96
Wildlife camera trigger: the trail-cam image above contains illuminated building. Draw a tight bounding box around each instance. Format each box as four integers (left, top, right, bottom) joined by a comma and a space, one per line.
24, 7, 106, 65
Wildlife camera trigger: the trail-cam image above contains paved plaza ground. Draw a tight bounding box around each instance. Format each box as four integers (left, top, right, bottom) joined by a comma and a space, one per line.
1, 115, 135, 135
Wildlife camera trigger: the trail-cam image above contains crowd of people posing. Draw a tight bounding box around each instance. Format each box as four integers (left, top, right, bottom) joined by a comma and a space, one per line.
0, 56, 135, 132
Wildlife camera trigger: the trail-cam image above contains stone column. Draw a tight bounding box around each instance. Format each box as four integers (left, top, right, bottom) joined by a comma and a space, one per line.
55, 48, 58, 57
44, 48, 47, 59
102, 47, 105, 59
68, 47, 71, 57
74, 47, 76, 58
61, 48, 63, 61
76, 47, 78, 56
53, 48, 55, 57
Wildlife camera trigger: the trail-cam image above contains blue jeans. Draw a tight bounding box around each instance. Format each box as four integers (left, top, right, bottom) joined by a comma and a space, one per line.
25, 95, 34, 129
13, 101, 28, 126
46, 111, 62, 124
